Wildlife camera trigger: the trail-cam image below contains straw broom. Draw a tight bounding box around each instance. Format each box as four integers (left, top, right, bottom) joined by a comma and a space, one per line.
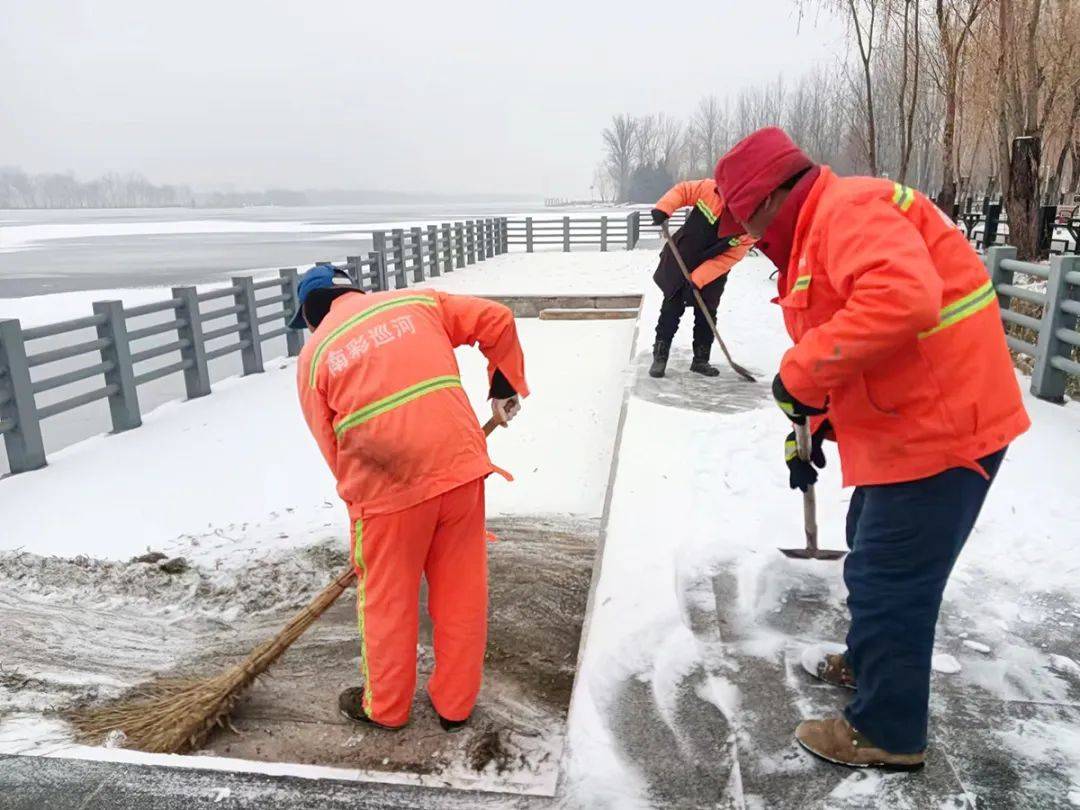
68, 416, 503, 754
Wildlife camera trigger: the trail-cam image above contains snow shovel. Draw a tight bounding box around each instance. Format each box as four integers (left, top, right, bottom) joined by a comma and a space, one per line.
659, 221, 756, 382
69, 416, 504, 754
780, 421, 846, 561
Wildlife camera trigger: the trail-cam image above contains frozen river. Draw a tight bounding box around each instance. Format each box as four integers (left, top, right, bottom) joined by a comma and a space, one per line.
0, 201, 556, 297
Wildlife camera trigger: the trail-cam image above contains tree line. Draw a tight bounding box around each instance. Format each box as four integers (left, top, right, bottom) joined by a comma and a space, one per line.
0, 167, 195, 209
598, 0, 1079, 258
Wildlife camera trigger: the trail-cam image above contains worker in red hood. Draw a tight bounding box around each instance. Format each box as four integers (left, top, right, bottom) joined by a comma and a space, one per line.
714, 128, 1029, 770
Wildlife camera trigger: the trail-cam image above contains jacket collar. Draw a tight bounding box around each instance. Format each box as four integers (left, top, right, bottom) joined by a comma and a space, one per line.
787, 166, 835, 282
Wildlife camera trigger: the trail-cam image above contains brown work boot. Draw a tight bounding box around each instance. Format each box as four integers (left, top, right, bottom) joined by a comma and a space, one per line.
337, 687, 405, 730
796, 717, 925, 771
801, 644, 857, 690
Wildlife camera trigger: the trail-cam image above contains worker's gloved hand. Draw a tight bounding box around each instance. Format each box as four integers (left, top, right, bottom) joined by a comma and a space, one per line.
651, 208, 669, 226
785, 420, 829, 492
492, 395, 521, 426
772, 373, 827, 425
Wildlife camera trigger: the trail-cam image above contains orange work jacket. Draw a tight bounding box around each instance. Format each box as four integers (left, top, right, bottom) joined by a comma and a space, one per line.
655, 179, 755, 288
779, 167, 1029, 486
297, 289, 528, 520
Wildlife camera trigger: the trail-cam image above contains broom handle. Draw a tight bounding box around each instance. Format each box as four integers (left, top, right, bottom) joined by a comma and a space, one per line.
660, 221, 756, 383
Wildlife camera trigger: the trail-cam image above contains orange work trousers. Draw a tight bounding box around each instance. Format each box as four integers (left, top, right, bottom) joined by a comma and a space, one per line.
349, 477, 488, 728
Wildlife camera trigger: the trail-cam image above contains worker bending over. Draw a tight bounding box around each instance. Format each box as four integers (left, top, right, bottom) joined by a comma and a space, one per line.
649, 176, 755, 378
290, 265, 528, 731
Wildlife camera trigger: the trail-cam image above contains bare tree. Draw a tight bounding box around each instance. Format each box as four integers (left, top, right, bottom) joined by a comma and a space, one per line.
849, 0, 883, 174
657, 115, 686, 178
930, 0, 986, 212
993, 0, 1079, 257
601, 114, 639, 203
895, 0, 922, 182
690, 95, 727, 176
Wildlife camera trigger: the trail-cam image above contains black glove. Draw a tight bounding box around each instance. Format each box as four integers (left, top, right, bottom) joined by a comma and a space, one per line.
651, 208, 669, 226
772, 373, 827, 425
785, 420, 829, 492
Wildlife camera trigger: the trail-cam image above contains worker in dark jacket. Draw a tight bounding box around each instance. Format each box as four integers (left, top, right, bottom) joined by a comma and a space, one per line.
649, 178, 755, 378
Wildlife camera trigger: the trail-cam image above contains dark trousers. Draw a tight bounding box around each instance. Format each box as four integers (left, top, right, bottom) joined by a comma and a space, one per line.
654, 275, 727, 348
843, 448, 1006, 753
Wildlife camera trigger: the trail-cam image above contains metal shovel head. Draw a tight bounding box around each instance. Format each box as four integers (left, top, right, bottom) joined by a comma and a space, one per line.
779, 547, 847, 560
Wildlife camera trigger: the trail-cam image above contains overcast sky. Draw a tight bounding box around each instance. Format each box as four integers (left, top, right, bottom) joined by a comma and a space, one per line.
1, 1, 847, 197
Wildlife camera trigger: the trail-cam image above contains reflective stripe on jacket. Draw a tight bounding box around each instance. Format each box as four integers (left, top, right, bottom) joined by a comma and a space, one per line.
297, 289, 528, 518
778, 167, 1029, 486
654, 179, 755, 291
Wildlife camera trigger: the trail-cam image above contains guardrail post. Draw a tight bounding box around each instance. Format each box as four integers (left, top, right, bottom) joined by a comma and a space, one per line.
427, 225, 440, 277
391, 229, 408, 288
441, 223, 453, 272
986, 245, 1018, 312
600, 216, 609, 252
232, 276, 264, 375
367, 251, 387, 292
478, 220, 488, 263
500, 217, 508, 253
455, 222, 466, 268
92, 301, 142, 432
1031, 255, 1079, 402
279, 268, 305, 356
345, 255, 361, 286
466, 220, 476, 264
409, 227, 424, 282
983, 203, 1002, 250
526, 217, 534, 253
563, 216, 571, 252
173, 286, 212, 396
629, 211, 640, 248
0, 318, 46, 472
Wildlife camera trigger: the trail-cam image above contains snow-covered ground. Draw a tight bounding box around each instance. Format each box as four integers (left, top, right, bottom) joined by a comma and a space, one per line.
2, 247, 1079, 808
0, 314, 631, 560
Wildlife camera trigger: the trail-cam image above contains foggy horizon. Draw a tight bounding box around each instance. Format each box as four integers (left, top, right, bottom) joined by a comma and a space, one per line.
3, 1, 847, 199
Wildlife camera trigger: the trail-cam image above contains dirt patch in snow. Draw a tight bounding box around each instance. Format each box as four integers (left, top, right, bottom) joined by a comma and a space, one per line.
0, 540, 348, 621
0, 514, 597, 794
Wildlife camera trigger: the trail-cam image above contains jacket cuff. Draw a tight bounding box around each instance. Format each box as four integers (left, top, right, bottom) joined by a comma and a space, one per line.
780, 351, 828, 409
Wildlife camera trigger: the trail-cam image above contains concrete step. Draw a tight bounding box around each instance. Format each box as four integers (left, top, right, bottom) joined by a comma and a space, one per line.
538, 308, 638, 321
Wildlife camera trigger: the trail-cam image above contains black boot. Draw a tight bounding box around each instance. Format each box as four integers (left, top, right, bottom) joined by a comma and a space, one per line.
690, 344, 720, 377
338, 687, 405, 730
428, 695, 469, 732
649, 339, 671, 378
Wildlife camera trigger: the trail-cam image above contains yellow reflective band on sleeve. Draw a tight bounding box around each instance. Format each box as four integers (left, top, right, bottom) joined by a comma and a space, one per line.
309, 295, 438, 387
919, 280, 996, 338
354, 519, 373, 715
728, 237, 741, 247
792, 275, 812, 292
891, 182, 915, 213
334, 375, 462, 436
785, 439, 798, 462
696, 199, 718, 225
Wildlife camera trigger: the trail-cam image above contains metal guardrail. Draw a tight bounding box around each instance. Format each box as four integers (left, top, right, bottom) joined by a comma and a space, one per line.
986, 246, 1080, 401
0, 216, 516, 475
0, 268, 304, 474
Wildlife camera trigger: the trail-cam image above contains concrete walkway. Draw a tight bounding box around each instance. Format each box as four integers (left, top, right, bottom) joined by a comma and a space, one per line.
564, 258, 1080, 809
